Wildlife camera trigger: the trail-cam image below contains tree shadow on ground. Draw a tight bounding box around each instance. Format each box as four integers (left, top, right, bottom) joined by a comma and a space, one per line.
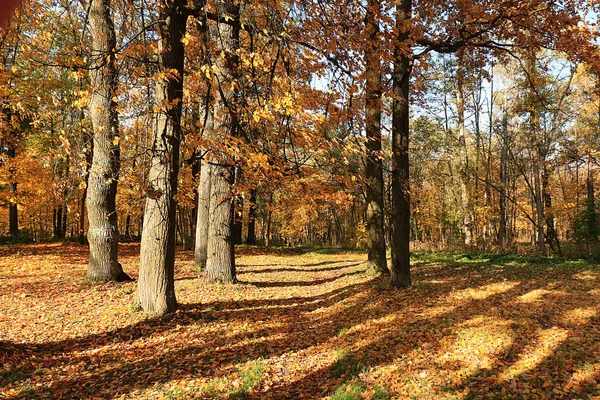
2, 252, 600, 399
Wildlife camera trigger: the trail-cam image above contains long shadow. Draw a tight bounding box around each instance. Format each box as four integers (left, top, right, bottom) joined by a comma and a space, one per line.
238, 262, 359, 274
239, 270, 364, 288
1, 277, 380, 398
243, 260, 360, 268
3, 256, 599, 399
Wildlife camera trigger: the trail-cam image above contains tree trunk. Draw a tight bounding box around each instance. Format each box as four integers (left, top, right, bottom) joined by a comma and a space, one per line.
543, 163, 561, 254
498, 94, 508, 247
85, 0, 128, 281
189, 154, 201, 250
194, 19, 214, 266
265, 192, 273, 248
390, 0, 412, 288
195, 158, 212, 266
532, 135, 546, 255
364, 0, 388, 275
456, 54, 473, 248
205, 0, 240, 284
7, 139, 18, 236
232, 195, 243, 245
246, 188, 257, 245
137, 1, 187, 314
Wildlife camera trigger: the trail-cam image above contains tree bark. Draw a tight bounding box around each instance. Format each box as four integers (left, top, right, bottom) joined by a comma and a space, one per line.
456, 54, 473, 248
194, 16, 213, 266
498, 93, 508, 247
364, 0, 388, 275
7, 144, 17, 236
137, 0, 187, 314
246, 188, 257, 245
189, 153, 201, 250
195, 158, 212, 266
390, 0, 412, 288
265, 192, 273, 248
204, 0, 239, 284
85, 0, 128, 281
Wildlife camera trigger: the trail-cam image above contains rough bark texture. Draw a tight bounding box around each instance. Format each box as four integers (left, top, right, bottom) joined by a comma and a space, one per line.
85, 0, 128, 282
204, 0, 240, 284
456, 55, 473, 248
195, 158, 212, 266
390, 0, 412, 288
194, 18, 213, 267
205, 163, 236, 283
364, 0, 388, 275
137, 1, 187, 314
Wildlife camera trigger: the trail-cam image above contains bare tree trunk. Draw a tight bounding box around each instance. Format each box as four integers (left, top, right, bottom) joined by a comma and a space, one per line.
246, 188, 257, 245
204, 0, 239, 284
498, 91, 508, 247
265, 192, 273, 248
85, 0, 128, 281
364, 0, 388, 275
194, 16, 213, 267
456, 54, 472, 248
390, 0, 412, 288
79, 133, 92, 244
7, 141, 17, 236
137, 1, 187, 314
533, 160, 546, 255
189, 154, 201, 250
195, 158, 212, 266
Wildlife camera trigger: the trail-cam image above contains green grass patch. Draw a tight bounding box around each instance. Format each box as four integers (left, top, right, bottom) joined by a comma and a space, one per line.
229, 359, 265, 399
330, 349, 366, 379
0, 367, 29, 386
330, 381, 367, 400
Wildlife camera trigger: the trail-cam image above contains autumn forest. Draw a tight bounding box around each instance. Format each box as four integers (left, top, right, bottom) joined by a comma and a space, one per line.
2, 0, 600, 399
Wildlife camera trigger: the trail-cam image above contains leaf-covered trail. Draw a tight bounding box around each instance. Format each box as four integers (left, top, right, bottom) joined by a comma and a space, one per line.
1, 244, 600, 399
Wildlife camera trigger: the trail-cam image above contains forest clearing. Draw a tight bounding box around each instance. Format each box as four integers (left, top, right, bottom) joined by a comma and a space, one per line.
2, 243, 600, 399
3, 0, 600, 399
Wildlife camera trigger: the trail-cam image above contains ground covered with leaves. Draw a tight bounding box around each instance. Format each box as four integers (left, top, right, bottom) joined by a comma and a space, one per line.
1, 244, 600, 399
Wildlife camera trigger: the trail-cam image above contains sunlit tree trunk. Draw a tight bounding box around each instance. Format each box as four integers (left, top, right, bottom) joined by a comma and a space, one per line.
137, 0, 187, 314
79, 129, 92, 244
195, 158, 212, 266
456, 53, 473, 249
84, 0, 130, 281
390, 0, 411, 288
205, 0, 239, 284
498, 98, 508, 247
364, 0, 388, 275
194, 18, 213, 267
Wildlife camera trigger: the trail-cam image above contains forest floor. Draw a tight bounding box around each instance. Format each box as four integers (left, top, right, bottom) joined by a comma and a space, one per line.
1, 243, 600, 399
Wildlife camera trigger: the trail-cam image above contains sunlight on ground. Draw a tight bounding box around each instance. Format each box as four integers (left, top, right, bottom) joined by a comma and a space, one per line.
562, 307, 597, 326
501, 327, 569, 381
439, 316, 515, 370
574, 270, 599, 281
2, 244, 600, 399
517, 288, 552, 303
449, 281, 519, 301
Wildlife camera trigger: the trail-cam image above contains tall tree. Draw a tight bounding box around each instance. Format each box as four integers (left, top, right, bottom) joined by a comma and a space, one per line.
364, 0, 388, 275
137, 0, 188, 314
204, 0, 240, 284
456, 50, 473, 248
84, 0, 130, 282
390, 0, 412, 288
